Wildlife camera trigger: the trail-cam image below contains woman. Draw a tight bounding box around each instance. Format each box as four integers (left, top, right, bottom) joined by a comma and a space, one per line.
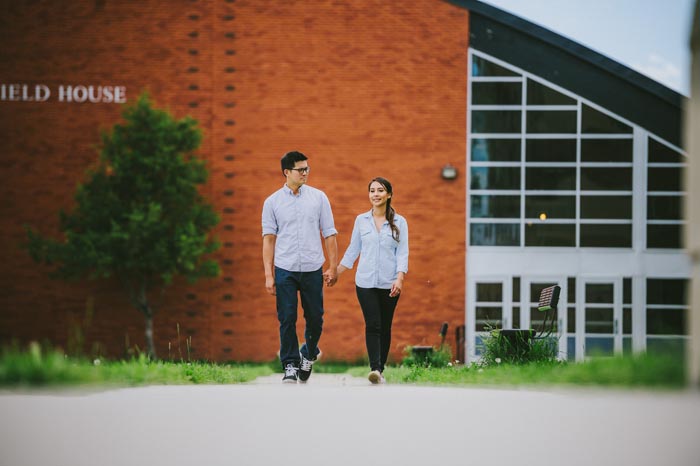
335, 177, 408, 384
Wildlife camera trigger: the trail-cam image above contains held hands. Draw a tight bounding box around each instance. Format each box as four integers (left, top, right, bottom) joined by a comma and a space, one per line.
323, 267, 338, 287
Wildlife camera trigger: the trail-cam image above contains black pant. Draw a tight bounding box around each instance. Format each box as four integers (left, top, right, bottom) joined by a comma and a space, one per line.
355, 286, 400, 372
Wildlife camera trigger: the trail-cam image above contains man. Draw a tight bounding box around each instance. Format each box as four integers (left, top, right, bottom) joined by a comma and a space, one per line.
262, 151, 338, 383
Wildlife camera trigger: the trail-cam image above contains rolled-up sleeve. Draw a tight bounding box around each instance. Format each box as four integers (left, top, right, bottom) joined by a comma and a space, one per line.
319, 192, 338, 238
340, 217, 362, 269
261, 198, 278, 236
396, 217, 409, 273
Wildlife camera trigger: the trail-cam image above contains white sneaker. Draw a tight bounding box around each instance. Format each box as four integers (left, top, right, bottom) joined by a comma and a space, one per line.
298, 350, 321, 383
282, 363, 298, 383
368, 370, 382, 384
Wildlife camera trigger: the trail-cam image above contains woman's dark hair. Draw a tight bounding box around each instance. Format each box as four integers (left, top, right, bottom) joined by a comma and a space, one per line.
369, 177, 400, 242
280, 151, 307, 174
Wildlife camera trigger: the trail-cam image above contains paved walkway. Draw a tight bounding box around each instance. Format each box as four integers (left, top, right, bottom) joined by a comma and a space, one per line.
1, 374, 700, 466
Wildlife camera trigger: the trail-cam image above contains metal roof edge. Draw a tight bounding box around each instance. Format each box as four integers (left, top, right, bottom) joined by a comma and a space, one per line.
446, 0, 685, 108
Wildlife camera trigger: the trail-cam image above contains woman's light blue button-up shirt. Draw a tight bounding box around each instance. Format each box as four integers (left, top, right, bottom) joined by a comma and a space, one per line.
340, 210, 408, 289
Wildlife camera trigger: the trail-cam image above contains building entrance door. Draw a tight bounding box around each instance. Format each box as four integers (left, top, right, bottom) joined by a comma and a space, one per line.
578, 277, 623, 359
467, 278, 511, 362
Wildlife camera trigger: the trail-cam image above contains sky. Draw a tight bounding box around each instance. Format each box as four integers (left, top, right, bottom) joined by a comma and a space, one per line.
479, 0, 695, 96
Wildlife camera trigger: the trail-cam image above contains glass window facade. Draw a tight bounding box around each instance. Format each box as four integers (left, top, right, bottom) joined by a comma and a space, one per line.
646, 138, 686, 249
466, 50, 689, 365
646, 279, 689, 358
468, 52, 684, 250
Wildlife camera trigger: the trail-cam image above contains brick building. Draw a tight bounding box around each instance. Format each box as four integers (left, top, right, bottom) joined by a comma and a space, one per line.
0, 0, 688, 364
1, 0, 468, 363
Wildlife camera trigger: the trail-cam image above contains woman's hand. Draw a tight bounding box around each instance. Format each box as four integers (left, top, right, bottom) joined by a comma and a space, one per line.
389, 277, 403, 297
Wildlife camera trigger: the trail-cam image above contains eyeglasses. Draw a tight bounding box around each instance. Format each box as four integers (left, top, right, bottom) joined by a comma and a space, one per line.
288, 167, 310, 174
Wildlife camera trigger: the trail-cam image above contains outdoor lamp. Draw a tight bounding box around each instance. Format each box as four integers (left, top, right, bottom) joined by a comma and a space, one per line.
441, 163, 457, 180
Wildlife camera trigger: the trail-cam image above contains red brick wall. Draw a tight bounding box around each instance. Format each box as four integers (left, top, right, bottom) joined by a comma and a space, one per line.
0, 0, 468, 364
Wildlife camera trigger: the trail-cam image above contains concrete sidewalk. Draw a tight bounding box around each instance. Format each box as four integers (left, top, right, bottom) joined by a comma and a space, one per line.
1, 374, 700, 466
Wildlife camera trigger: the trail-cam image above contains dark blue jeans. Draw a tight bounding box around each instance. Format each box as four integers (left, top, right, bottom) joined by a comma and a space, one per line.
355, 286, 400, 372
275, 266, 323, 368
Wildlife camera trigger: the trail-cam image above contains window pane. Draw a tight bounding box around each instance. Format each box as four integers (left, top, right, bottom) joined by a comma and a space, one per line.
526, 110, 576, 133
512, 306, 521, 328
649, 138, 684, 163
476, 283, 502, 302
586, 284, 613, 303
512, 276, 520, 301
525, 223, 575, 246
647, 196, 682, 220
525, 195, 575, 219
648, 167, 683, 192
470, 223, 520, 246
647, 279, 687, 305
526, 167, 576, 190
471, 195, 520, 218
580, 224, 631, 247
623, 307, 632, 334
470, 167, 520, 190
476, 306, 502, 331
581, 167, 632, 191
585, 308, 614, 333
567, 307, 575, 332
586, 338, 615, 356
568, 277, 576, 304
581, 195, 632, 219
647, 338, 687, 358
581, 139, 632, 162
623, 278, 632, 304
472, 110, 521, 133
471, 138, 521, 162
526, 139, 576, 162
472, 55, 518, 77
581, 104, 632, 133
472, 81, 522, 105
647, 308, 686, 335
526, 79, 575, 105
647, 224, 682, 249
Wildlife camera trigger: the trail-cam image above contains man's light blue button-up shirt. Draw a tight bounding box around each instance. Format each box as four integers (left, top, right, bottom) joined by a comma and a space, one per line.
340, 211, 409, 289
262, 184, 337, 272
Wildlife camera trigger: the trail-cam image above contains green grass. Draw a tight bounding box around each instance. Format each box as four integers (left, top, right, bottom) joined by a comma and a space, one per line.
1, 343, 686, 389
0, 344, 274, 387
347, 353, 686, 389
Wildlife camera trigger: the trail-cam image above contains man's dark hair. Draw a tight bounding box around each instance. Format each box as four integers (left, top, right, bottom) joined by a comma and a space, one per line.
281, 151, 308, 173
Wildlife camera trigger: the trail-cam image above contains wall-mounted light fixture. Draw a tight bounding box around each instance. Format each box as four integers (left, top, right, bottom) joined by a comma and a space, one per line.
441, 163, 458, 180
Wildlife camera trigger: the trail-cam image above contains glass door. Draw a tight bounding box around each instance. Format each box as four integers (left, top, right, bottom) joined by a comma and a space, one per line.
468, 278, 510, 361
578, 277, 622, 359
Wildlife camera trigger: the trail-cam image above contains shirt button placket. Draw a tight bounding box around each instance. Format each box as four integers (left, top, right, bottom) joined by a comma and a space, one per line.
295, 194, 302, 271
375, 223, 381, 288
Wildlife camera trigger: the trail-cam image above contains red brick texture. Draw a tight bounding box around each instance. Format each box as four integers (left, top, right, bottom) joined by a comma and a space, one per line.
0, 0, 468, 363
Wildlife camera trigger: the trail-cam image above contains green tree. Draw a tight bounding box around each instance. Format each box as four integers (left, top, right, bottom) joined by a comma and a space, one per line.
27, 93, 220, 358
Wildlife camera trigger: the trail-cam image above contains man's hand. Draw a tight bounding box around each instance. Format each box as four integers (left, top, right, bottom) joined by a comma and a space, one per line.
265, 275, 276, 295
262, 234, 276, 296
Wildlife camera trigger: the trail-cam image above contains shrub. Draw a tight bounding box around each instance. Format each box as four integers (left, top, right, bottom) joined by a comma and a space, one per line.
401, 345, 453, 368
479, 328, 557, 366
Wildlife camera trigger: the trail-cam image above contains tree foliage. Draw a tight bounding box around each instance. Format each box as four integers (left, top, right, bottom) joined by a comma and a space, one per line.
27, 93, 220, 357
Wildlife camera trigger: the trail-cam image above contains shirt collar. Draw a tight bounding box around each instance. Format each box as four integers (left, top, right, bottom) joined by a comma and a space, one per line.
283, 183, 303, 196
363, 210, 388, 224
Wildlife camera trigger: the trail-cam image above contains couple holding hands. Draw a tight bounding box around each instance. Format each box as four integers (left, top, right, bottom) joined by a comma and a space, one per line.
262, 151, 408, 384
